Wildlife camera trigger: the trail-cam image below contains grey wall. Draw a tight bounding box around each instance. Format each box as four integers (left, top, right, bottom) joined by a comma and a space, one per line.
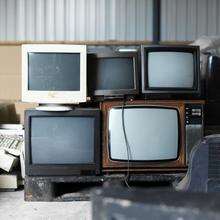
1, 0, 219, 42
0, 0, 153, 41
161, 0, 220, 41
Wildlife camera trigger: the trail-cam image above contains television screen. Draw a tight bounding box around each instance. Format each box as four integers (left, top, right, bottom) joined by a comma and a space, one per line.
141, 45, 200, 95
87, 52, 139, 97
89, 57, 134, 90
28, 53, 80, 91
31, 116, 95, 164
148, 52, 194, 88
108, 107, 179, 161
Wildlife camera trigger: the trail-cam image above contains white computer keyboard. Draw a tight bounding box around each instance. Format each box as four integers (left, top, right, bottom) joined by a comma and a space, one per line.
0, 135, 24, 156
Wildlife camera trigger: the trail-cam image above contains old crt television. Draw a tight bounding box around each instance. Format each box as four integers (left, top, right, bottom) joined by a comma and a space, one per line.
206, 55, 220, 101
205, 55, 220, 126
87, 52, 139, 98
141, 45, 200, 96
102, 100, 204, 172
25, 109, 100, 176
22, 44, 87, 104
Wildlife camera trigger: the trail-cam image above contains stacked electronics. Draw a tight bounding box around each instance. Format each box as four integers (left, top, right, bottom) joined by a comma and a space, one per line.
22, 44, 204, 177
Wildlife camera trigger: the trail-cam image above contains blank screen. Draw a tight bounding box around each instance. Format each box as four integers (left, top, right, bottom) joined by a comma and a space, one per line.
31, 117, 94, 164
109, 107, 179, 161
89, 57, 135, 90
148, 52, 194, 88
28, 53, 80, 91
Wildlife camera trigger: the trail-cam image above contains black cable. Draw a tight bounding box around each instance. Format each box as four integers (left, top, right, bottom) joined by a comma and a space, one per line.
121, 97, 131, 189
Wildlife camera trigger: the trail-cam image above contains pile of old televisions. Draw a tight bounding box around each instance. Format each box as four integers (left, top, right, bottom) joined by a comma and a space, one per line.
22, 44, 204, 198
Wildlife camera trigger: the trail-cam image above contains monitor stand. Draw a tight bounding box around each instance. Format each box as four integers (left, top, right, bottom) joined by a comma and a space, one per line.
36, 104, 73, 112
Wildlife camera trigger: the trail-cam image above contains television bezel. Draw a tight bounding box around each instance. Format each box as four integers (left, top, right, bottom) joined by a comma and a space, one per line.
22, 44, 87, 104
25, 108, 100, 176
101, 100, 186, 172
87, 52, 139, 97
141, 45, 200, 95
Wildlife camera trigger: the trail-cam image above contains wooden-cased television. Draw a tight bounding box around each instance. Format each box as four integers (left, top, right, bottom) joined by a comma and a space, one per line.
101, 100, 204, 173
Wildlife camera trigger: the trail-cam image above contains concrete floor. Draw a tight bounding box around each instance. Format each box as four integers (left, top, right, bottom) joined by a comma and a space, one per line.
0, 190, 92, 220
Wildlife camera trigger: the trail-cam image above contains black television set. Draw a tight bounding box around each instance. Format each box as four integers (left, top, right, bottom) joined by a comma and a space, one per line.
141, 45, 200, 97
206, 55, 220, 101
87, 52, 139, 98
205, 55, 220, 128
25, 109, 100, 176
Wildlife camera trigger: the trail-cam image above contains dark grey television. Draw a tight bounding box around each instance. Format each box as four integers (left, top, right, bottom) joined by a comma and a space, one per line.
87, 52, 139, 98
25, 109, 100, 176
141, 45, 200, 96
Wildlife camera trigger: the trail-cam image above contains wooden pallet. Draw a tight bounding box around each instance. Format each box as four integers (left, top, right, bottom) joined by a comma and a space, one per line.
24, 173, 185, 201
